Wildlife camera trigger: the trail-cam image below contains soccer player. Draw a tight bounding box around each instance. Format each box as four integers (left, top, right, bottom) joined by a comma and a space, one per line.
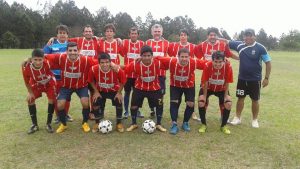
229, 29, 271, 128
45, 42, 97, 133
157, 48, 206, 134
145, 24, 169, 117
125, 45, 167, 132
88, 52, 126, 133
198, 51, 233, 134
121, 27, 145, 118
43, 24, 73, 123
22, 49, 56, 134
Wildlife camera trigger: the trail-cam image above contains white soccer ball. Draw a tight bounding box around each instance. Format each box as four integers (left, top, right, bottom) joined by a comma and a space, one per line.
142, 119, 156, 134
98, 120, 113, 134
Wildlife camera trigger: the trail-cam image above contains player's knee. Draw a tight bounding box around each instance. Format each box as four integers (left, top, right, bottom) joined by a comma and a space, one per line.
81, 98, 89, 109
27, 100, 35, 105
224, 101, 232, 110
57, 100, 65, 110
130, 106, 138, 110
48, 99, 54, 104
186, 101, 194, 108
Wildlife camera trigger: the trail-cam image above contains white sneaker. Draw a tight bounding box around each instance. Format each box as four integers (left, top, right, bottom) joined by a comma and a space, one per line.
252, 119, 259, 128
230, 116, 241, 125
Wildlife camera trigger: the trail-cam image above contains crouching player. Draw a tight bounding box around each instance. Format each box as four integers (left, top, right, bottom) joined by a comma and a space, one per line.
157, 48, 206, 134
198, 51, 233, 134
88, 52, 126, 133
125, 45, 167, 132
22, 49, 56, 134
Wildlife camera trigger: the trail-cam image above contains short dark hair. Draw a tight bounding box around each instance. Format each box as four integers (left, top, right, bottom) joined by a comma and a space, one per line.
83, 25, 93, 32
207, 27, 219, 35
212, 51, 225, 61
31, 49, 44, 58
179, 29, 189, 36
98, 52, 111, 63
67, 42, 78, 49
178, 48, 190, 56
244, 28, 255, 36
104, 23, 116, 32
56, 24, 69, 34
129, 26, 139, 35
140, 45, 153, 56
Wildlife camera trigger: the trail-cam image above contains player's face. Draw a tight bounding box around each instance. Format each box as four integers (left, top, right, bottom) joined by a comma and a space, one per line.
67, 46, 79, 61
100, 59, 111, 72
212, 58, 225, 69
57, 30, 68, 42
207, 32, 217, 43
178, 52, 190, 66
244, 34, 256, 45
129, 30, 139, 42
105, 28, 115, 39
83, 27, 93, 40
180, 32, 188, 43
31, 57, 44, 68
152, 28, 162, 41
141, 52, 153, 65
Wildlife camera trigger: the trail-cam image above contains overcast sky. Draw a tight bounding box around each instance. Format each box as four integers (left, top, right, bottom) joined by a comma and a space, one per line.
6, 0, 300, 38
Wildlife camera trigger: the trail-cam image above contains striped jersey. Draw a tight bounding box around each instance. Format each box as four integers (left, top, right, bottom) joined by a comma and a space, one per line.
194, 40, 232, 61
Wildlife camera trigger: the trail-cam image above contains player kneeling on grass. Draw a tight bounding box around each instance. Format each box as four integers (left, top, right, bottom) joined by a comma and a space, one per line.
198, 51, 233, 134
125, 45, 167, 132
88, 52, 126, 133
22, 49, 56, 134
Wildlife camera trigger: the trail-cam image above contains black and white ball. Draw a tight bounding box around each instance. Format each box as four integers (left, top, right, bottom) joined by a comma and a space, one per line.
142, 119, 156, 134
98, 120, 113, 134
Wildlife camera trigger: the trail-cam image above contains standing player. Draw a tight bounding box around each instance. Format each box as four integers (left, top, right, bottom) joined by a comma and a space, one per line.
121, 27, 145, 118
157, 48, 206, 135
229, 29, 271, 128
88, 52, 126, 133
46, 42, 97, 133
198, 51, 233, 134
22, 49, 56, 134
145, 24, 169, 117
125, 45, 167, 132
43, 24, 73, 123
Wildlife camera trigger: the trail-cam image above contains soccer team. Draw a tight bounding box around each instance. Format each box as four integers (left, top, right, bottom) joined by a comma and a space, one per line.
22, 23, 271, 135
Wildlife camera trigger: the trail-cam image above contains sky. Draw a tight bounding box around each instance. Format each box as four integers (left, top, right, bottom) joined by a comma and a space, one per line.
6, 0, 300, 38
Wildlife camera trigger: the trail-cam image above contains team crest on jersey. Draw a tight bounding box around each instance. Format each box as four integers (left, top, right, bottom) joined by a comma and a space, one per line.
154, 45, 160, 50
179, 70, 186, 74
145, 70, 152, 75
252, 50, 256, 55
131, 47, 138, 51
84, 43, 91, 47
103, 77, 109, 81
69, 66, 77, 70
106, 48, 113, 52
214, 72, 221, 76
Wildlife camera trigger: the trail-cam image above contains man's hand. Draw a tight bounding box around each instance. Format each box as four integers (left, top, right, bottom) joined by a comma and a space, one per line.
262, 78, 269, 88
27, 92, 35, 103
110, 62, 120, 72
114, 92, 123, 104
47, 37, 55, 46
198, 95, 206, 107
92, 91, 102, 103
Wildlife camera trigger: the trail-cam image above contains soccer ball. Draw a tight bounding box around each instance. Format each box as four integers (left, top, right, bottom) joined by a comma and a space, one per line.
98, 120, 113, 134
142, 119, 156, 134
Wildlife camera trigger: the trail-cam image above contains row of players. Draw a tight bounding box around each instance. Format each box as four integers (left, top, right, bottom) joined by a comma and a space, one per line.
22, 23, 271, 135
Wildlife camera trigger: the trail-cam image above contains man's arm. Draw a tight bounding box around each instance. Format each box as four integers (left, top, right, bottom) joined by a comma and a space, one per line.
262, 61, 271, 88
21, 66, 35, 103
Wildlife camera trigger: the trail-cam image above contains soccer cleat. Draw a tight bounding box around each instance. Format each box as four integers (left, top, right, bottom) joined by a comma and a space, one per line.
182, 122, 191, 132
56, 124, 67, 133
46, 124, 54, 133
126, 124, 138, 132
230, 116, 241, 125
54, 117, 60, 124
252, 119, 259, 128
169, 123, 179, 135
92, 123, 99, 133
156, 125, 167, 132
66, 114, 73, 122
198, 124, 207, 133
221, 125, 231, 134
137, 110, 144, 118
27, 125, 39, 134
123, 111, 129, 119
82, 122, 90, 132
192, 113, 201, 121
116, 123, 125, 133
150, 111, 156, 118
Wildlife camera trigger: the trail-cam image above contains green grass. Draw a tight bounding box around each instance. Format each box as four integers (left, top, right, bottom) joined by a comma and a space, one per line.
0, 49, 299, 169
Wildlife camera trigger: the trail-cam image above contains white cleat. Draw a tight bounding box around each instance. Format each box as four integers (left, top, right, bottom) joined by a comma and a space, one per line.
252, 119, 259, 128
230, 116, 241, 125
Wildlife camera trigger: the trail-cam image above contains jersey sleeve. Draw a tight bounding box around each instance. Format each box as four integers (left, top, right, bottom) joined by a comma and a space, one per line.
45, 54, 60, 68
22, 66, 31, 84
68, 37, 79, 43
87, 66, 96, 84
225, 62, 234, 83
201, 64, 210, 83
195, 59, 207, 70
117, 69, 127, 85
259, 45, 271, 63
194, 44, 204, 59
228, 41, 242, 51
124, 62, 135, 76
167, 42, 175, 57
224, 44, 233, 58
43, 44, 52, 54
156, 57, 171, 70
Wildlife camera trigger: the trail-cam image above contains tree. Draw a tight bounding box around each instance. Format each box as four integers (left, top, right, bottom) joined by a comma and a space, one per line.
0, 31, 20, 48
114, 12, 135, 39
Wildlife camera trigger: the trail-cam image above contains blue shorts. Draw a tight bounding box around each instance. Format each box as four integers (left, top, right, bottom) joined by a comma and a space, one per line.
57, 87, 89, 101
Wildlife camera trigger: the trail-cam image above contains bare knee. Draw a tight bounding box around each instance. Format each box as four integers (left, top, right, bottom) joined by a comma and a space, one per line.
186, 101, 194, 108
81, 97, 89, 109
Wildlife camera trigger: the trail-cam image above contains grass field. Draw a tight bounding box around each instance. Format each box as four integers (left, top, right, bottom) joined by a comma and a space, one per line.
0, 49, 299, 169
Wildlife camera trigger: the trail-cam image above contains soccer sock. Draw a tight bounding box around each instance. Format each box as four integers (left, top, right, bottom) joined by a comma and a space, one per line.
170, 102, 179, 122
183, 105, 194, 122
124, 92, 130, 113
65, 101, 70, 114
219, 104, 224, 117
47, 103, 54, 124
150, 107, 155, 113
28, 104, 37, 126
82, 108, 90, 123
116, 106, 123, 124
58, 110, 66, 125
221, 108, 231, 127
130, 108, 138, 124
156, 104, 163, 125
198, 107, 206, 125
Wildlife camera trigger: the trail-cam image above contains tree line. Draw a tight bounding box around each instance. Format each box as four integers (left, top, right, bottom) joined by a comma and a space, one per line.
0, 0, 299, 51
